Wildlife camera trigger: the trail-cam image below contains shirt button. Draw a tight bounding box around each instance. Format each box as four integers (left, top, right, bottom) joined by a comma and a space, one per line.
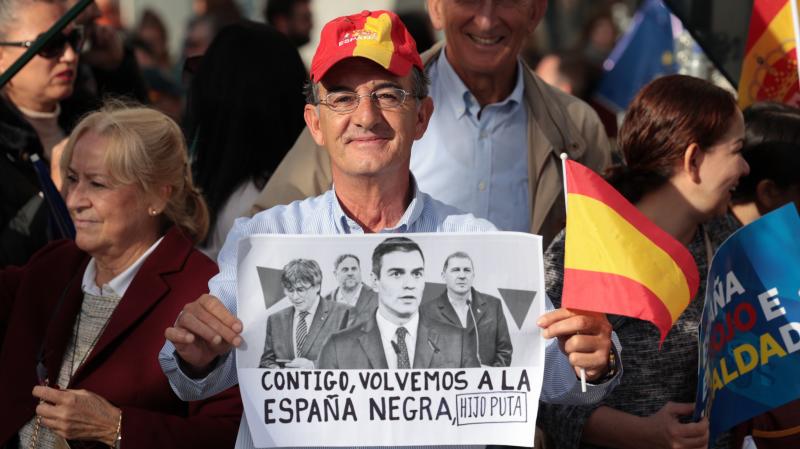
479, 131, 488, 139
478, 181, 486, 191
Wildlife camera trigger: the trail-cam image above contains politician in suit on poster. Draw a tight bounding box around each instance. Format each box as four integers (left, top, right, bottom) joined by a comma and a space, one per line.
259, 259, 349, 369
324, 254, 377, 326
422, 252, 513, 366
318, 237, 479, 369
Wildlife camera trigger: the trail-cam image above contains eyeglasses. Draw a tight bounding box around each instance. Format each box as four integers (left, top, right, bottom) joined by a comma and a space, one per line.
286, 284, 313, 294
0, 27, 85, 59
319, 87, 416, 113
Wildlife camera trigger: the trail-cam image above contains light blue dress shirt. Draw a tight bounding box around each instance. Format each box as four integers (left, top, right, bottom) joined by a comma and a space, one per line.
411, 48, 531, 232
159, 182, 620, 449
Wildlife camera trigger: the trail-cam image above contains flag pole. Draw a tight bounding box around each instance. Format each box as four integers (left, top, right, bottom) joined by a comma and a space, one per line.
560, 152, 587, 393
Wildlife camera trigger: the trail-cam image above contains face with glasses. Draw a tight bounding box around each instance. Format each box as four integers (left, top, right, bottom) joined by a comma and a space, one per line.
428, 0, 545, 83
0, 1, 80, 112
284, 281, 321, 313
305, 57, 434, 180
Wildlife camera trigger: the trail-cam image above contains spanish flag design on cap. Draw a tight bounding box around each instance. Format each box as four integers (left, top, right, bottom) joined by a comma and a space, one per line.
310, 10, 423, 82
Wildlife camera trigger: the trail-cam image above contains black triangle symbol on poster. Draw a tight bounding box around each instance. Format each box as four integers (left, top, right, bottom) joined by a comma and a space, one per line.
497, 288, 537, 330
257, 266, 284, 310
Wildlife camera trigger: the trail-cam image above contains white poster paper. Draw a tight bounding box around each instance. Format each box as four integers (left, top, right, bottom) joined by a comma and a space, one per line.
236, 232, 545, 447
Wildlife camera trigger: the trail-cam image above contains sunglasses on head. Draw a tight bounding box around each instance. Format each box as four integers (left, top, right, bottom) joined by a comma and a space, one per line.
0, 26, 85, 59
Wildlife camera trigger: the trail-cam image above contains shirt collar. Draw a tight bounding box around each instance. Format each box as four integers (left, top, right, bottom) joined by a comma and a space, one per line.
436, 47, 525, 117
375, 307, 420, 344
82, 237, 164, 297
336, 282, 364, 303
447, 289, 473, 308
331, 176, 425, 234
294, 294, 321, 319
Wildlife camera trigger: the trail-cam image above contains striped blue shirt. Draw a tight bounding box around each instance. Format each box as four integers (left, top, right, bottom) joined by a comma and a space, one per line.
159, 184, 621, 448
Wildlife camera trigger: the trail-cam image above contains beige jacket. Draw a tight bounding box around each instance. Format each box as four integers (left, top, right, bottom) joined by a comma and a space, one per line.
251, 43, 611, 248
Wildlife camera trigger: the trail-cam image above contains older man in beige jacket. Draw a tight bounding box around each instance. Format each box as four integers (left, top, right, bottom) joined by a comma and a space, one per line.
251, 0, 611, 249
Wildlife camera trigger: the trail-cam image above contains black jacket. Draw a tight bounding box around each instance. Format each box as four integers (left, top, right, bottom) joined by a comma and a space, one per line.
0, 94, 86, 267
0, 45, 147, 268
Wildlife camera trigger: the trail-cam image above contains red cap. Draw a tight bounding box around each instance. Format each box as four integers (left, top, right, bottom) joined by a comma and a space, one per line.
310, 10, 423, 82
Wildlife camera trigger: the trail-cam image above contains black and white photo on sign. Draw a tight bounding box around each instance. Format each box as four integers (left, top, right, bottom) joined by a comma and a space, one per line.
236, 233, 544, 447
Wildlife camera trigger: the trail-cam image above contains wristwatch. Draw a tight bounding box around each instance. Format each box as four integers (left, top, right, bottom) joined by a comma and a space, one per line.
593, 347, 619, 384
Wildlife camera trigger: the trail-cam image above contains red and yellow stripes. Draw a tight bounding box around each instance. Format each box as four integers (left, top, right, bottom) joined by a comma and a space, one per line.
562, 160, 699, 342
738, 0, 800, 109
351, 13, 413, 80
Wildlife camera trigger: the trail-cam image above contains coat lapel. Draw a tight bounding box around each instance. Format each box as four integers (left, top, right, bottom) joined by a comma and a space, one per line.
42, 260, 88, 385
301, 297, 329, 355
358, 318, 388, 369
354, 284, 377, 315
274, 307, 294, 359
470, 289, 487, 327
414, 320, 438, 369
71, 228, 190, 383
435, 294, 462, 327
524, 62, 588, 236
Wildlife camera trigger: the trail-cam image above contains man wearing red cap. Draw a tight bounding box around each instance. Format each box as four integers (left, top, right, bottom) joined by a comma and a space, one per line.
160, 10, 619, 449
252, 1, 611, 251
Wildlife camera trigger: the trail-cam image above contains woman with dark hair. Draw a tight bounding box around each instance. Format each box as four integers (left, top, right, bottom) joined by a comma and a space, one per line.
729, 101, 800, 226
729, 102, 800, 449
186, 21, 306, 259
538, 74, 749, 449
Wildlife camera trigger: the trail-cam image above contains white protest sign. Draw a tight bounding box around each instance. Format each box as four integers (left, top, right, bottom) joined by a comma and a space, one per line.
236, 232, 545, 447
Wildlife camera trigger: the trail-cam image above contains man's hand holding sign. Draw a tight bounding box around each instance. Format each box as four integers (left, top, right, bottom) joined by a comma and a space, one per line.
166, 294, 243, 378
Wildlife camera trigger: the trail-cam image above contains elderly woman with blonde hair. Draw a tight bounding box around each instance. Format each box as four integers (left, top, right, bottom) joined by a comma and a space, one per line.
0, 103, 241, 449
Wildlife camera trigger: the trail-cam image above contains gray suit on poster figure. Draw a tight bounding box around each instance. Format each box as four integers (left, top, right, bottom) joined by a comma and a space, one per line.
318, 237, 479, 369
323, 253, 378, 327
259, 259, 348, 369
421, 252, 513, 366
317, 313, 479, 369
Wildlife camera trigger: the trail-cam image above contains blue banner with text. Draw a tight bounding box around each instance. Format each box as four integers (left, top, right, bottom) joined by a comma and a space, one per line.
695, 204, 800, 444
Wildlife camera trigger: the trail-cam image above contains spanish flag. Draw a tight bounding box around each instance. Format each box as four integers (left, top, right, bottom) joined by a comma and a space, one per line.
738, 0, 800, 109
561, 160, 699, 343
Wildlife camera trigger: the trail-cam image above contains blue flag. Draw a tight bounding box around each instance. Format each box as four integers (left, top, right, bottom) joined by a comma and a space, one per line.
695, 204, 800, 444
595, 0, 677, 112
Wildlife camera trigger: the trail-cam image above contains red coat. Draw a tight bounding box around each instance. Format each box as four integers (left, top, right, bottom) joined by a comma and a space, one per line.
0, 227, 241, 448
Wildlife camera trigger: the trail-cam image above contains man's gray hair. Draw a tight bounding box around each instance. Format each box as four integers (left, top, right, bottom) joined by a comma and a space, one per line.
303, 65, 430, 105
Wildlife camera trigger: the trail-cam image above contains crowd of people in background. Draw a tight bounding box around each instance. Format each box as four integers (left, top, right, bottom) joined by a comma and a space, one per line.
0, 0, 799, 449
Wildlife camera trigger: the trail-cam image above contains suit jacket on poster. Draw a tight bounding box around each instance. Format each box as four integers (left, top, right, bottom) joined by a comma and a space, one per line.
250, 42, 612, 248
421, 289, 513, 367
317, 312, 480, 369
324, 282, 378, 327
0, 227, 241, 449
259, 296, 349, 368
